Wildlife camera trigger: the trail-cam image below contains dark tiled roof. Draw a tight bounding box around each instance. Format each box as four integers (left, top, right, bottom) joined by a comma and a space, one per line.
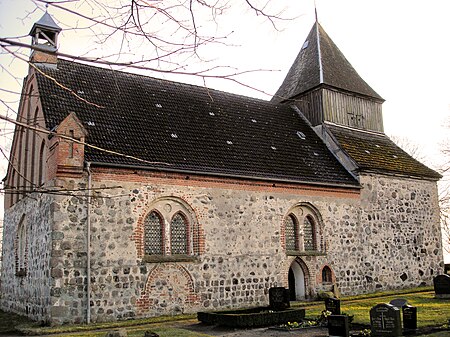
35, 59, 359, 187
272, 23, 383, 103
326, 124, 441, 180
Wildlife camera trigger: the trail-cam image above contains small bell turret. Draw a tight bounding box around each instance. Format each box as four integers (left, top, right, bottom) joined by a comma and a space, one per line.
29, 11, 61, 65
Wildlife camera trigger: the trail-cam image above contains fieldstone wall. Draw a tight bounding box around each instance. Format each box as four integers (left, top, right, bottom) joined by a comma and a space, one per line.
0, 193, 53, 322
48, 178, 90, 325
346, 173, 443, 294
46, 170, 361, 323
0, 170, 443, 324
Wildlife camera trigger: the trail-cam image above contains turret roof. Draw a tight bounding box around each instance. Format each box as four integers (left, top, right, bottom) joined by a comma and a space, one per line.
29, 11, 62, 35
273, 22, 383, 103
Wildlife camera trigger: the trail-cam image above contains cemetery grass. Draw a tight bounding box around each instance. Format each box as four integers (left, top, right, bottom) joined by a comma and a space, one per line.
296, 287, 449, 328
5, 287, 449, 336
0, 309, 34, 334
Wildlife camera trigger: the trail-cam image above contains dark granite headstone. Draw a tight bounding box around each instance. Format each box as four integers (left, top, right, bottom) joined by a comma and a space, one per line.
370, 303, 402, 337
269, 287, 290, 311
389, 298, 408, 308
444, 264, 450, 275
402, 305, 417, 332
433, 275, 450, 298
328, 315, 349, 337
325, 297, 341, 315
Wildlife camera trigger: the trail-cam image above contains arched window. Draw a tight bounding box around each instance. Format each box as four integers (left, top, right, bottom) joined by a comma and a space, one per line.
10, 170, 16, 207
171, 212, 188, 255
303, 216, 316, 251
16, 128, 23, 202
38, 140, 45, 186
31, 107, 39, 185
16, 216, 27, 275
139, 197, 200, 259
283, 203, 323, 254
144, 211, 164, 255
284, 214, 298, 251
322, 266, 332, 283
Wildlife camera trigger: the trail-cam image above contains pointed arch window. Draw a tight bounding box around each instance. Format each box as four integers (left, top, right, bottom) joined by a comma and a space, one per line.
171, 212, 188, 255
304, 216, 316, 251
31, 107, 39, 185
283, 203, 323, 255
140, 197, 200, 262
16, 216, 27, 276
144, 211, 164, 255
284, 214, 298, 251
38, 140, 45, 186
322, 266, 332, 283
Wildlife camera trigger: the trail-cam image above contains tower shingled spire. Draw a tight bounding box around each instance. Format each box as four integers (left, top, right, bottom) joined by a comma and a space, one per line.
272, 22, 384, 132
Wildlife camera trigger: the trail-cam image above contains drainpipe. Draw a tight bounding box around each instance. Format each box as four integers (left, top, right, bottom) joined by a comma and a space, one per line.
86, 162, 92, 324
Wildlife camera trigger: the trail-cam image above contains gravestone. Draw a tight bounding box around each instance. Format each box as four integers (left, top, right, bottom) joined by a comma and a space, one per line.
444, 264, 450, 275
402, 305, 417, 332
269, 287, 290, 311
370, 303, 402, 337
389, 298, 408, 308
328, 315, 349, 337
325, 297, 341, 315
433, 274, 450, 298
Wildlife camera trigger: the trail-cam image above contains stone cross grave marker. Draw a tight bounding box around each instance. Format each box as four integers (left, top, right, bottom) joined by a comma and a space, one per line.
328, 315, 349, 337
269, 287, 290, 311
370, 303, 402, 337
325, 297, 341, 315
402, 305, 417, 332
433, 274, 450, 299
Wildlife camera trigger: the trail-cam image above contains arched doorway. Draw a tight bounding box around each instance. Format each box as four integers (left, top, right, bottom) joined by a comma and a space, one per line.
288, 260, 307, 300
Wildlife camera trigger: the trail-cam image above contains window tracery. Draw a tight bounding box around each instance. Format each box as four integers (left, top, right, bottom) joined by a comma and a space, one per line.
283, 203, 323, 253
142, 197, 198, 260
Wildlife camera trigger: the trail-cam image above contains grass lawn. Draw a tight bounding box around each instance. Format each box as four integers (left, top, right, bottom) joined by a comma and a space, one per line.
1, 287, 449, 336
297, 288, 450, 328
0, 309, 35, 335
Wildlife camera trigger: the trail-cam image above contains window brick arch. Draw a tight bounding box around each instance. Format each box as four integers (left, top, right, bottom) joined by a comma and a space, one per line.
283, 203, 323, 253
135, 196, 201, 259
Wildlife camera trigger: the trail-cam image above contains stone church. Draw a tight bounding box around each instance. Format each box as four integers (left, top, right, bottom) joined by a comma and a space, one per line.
0, 12, 443, 324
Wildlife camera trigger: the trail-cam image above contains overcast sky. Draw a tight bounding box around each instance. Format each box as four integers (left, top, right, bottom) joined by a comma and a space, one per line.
0, 0, 449, 259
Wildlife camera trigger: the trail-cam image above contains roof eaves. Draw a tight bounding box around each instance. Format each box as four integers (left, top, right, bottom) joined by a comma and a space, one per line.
86, 160, 362, 190
358, 167, 442, 181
